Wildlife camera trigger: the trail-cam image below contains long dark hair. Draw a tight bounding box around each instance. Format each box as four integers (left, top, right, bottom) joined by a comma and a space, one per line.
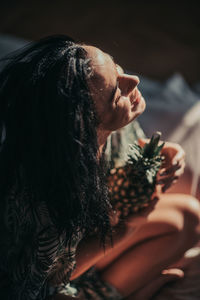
0, 35, 111, 244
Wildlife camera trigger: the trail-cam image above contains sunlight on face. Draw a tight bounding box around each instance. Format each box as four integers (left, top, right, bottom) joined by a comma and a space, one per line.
84, 45, 146, 132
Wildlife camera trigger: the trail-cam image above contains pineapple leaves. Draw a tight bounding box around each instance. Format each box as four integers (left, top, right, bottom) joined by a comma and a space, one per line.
108, 131, 165, 218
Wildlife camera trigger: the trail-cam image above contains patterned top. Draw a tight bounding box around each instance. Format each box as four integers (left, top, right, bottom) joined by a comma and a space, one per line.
0, 176, 82, 300
0, 121, 145, 300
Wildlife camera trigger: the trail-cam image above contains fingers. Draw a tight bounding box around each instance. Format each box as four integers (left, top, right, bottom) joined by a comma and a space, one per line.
161, 142, 185, 166
130, 268, 184, 300
160, 164, 181, 176
162, 152, 185, 168
157, 176, 178, 193
157, 162, 184, 192
138, 138, 149, 148
158, 158, 186, 193
160, 160, 185, 178
139, 139, 185, 169
172, 147, 185, 165
157, 176, 178, 186
138, 138, 186, 193
161, 267, 184, 278
162, 184, 170, 193
174, 161, 186, 177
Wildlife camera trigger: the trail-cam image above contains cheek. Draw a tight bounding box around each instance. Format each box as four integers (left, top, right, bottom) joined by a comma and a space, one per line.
103, 103, 131, 130
114, 100, 132, 119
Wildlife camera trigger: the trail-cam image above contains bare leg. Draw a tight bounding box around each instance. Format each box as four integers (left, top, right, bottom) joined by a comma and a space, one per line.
101, 231, 187, 298
125, 268, 184, 300
95, 194, 200, 298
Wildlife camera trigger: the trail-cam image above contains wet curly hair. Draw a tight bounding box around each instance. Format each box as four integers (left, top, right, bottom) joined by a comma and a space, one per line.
0, 35, 112, 245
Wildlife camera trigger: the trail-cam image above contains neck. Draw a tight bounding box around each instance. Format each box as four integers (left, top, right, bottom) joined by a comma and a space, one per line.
97, 128, 111, 156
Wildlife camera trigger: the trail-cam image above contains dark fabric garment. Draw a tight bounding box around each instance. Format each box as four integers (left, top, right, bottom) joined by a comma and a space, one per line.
0, 176, 81, 300
0, 121, 144, 299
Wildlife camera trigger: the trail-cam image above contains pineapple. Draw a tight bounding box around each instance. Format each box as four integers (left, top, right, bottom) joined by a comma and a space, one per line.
107, 132, 165, 218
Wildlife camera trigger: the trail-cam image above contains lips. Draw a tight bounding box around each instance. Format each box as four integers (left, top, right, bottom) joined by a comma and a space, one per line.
130, 88, 141, 106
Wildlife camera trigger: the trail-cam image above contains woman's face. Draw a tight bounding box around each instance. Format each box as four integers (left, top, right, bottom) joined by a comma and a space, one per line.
84, 46, 146, 132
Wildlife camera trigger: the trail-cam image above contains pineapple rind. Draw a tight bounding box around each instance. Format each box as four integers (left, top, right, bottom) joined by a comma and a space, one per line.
108, 133, 165, 218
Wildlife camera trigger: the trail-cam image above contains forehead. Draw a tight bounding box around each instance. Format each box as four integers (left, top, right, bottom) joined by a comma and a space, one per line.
84, 45, 114, 69
83, 45, 117, 88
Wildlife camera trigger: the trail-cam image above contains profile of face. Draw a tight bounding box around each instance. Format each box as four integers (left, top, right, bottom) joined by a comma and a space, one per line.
84, 46, 146, 132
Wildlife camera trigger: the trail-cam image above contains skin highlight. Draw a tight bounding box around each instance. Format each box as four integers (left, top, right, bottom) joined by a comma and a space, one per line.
83, 45, 146, 154
0, 36, 199, 300
70, 45, 200, 299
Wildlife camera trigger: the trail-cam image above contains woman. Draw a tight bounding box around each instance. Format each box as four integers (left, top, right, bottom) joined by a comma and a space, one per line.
0, 35, 199, 300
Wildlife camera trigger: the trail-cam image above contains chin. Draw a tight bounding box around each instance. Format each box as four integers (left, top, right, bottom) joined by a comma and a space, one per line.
141, 96, 146, 111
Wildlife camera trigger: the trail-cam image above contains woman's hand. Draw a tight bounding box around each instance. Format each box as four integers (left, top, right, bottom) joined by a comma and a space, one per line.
138, 138, 186, 193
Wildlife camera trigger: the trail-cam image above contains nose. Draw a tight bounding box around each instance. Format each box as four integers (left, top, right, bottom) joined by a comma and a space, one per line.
131, 75, 140, 85
118, 74, 140, 96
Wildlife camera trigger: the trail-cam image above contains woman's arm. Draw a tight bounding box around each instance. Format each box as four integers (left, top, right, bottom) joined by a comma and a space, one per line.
71, 140, 186, 280
70, 218, 130, 280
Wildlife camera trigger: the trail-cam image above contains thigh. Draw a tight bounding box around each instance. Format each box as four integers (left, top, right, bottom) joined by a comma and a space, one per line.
96, 193, 200, 270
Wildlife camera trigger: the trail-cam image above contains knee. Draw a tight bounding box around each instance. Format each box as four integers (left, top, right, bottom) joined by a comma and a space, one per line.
177, 195, 200, 225
173, 195, 200, 246
155, 194, 200, 246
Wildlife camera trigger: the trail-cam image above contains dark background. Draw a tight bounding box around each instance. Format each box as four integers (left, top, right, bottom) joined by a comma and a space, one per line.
0, 0, 200, 83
